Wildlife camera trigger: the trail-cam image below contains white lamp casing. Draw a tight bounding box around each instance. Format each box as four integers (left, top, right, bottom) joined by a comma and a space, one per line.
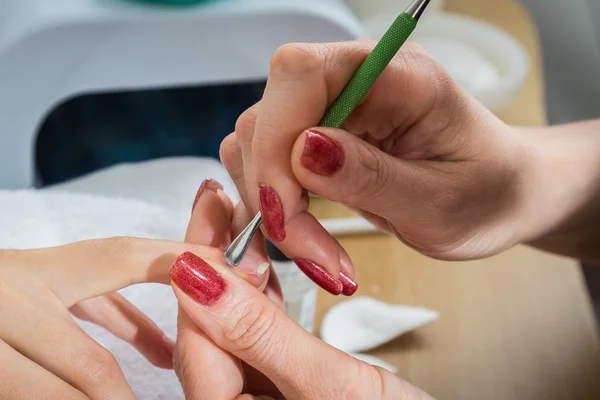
0, 0, 363, 188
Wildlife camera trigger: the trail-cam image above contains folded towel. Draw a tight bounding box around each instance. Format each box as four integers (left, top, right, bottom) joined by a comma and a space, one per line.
320, 296, 439, 373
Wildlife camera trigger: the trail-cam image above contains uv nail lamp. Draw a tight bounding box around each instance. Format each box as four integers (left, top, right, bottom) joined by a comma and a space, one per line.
0, 0, 363, 188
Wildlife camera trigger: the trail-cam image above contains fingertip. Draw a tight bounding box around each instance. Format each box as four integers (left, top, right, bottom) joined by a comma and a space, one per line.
339, 272, 358, 297
192, 179, 223, 213
187, 181, 232, 249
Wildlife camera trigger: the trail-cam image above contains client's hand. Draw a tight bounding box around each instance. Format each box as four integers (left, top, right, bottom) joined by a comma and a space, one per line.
169, 252, 433, 400
0, 237, 224, 399
170, 180, 433, 399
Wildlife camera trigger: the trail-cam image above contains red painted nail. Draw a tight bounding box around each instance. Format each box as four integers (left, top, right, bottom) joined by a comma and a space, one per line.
192, 179, 223, 212
169, 252, 227, 306
259, 183, 286, 242
300, 130, 345, 176
293, 258, 343, 296
339, 272, 358, 296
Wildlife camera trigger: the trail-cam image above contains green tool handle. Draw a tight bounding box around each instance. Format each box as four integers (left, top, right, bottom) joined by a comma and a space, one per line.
318, 12, 417, 129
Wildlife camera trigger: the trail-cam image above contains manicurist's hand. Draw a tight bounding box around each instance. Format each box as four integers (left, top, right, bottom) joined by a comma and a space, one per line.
0, 237, 230, 399
221, 39, 544, 277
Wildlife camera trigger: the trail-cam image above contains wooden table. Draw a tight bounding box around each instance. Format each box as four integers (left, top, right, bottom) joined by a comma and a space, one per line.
311, 1, 600, 398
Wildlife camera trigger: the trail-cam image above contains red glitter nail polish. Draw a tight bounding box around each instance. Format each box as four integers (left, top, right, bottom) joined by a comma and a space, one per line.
259, 183, 286, 242
169, 252, 227, 306
192, 179, 223, 212
339, 272, 359, 296
300, 130, 345, 176
293, 258, 343, 296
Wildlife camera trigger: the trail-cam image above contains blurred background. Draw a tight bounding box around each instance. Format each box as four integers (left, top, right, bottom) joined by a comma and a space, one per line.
2, 0, 600, 399
28, 0, 600, 185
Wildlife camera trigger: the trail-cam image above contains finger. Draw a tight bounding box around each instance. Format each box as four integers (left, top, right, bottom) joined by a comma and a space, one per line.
291, 127, 432, 229
0, 282, 134, 399
0, 339, 87, 400
240, 267, 285, 398
246, 41, 434, 275
266, 211, 344, 295
221, 135, 274, 284
168, 252, 418, 399
189, 180, 271, 286
17, 237, 226, 307
222, 128, 347, 295
221, 132, 250, 204
252, 40, 439, 216
263, 267, 284, 311
175, 178, 247, 400
249, 40, 426, 240
191, 178, 234, 219
233, 102, 260, 210
175, 307, 244, 400
70, 292, 174, 369
188, 178, 232, 250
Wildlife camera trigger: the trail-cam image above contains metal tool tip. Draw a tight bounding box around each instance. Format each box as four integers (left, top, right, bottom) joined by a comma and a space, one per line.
223, 254, 236, 268
223, 212, 263, 268
405, 0, 431, 20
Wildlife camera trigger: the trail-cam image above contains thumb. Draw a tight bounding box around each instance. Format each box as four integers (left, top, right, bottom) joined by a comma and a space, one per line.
169, 251, 431, 399
291, 128, 430, 221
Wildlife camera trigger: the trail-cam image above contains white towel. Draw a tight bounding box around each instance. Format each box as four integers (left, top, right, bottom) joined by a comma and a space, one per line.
1, 157, 236, 400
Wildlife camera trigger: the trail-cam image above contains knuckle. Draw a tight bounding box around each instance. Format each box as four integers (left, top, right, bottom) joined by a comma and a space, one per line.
234, 103, 259, 142
349, 145, 391, 200
225, 302, 276, 362
73, 346, 119, 390
219, 134, 243, 173
270, 43, 322, 77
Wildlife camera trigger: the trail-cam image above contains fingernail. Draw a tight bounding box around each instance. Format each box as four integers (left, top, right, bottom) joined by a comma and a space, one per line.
293, 258, 343, 296
300, 130, 345, 176
259, 183, 286, 242
192, 179, 224, 212
169, 252, 227, 306
234, 255, 270, 277
256, 261, 270, 276
339, 272, 359, 296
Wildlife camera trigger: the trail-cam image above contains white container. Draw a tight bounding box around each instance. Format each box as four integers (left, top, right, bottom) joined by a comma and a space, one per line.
362, 12, 530, 111
344, 0, 444, 19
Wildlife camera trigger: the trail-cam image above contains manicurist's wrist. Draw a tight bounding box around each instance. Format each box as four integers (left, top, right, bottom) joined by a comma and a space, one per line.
513, 122, 600, 259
